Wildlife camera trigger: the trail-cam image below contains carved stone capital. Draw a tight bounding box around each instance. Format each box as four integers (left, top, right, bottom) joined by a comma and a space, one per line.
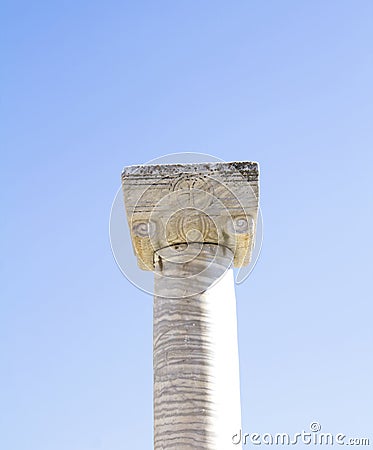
121, 161, 259, 270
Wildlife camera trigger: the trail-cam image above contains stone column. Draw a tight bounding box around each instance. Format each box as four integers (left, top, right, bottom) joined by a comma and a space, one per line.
122, 162, 259, 450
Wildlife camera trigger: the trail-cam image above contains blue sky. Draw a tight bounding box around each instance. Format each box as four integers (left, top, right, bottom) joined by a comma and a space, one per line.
1, 1, 372, 449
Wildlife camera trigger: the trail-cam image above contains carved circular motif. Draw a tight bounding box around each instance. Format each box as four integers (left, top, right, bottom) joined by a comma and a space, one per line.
165, 209, 217, 243
170, 175, 214, 209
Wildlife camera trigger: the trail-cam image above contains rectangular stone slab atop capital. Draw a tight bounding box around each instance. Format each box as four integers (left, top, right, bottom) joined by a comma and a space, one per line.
121, 161, 259, 270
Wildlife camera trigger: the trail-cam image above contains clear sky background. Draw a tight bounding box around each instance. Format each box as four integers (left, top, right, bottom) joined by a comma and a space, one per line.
1, 1, 372, 449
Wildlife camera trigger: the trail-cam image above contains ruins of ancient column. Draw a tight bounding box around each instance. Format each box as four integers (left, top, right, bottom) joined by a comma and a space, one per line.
122, 162, 259, 449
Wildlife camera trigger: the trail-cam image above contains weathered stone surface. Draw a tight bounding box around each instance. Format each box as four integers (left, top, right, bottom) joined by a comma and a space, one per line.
122, 161, 259, 270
